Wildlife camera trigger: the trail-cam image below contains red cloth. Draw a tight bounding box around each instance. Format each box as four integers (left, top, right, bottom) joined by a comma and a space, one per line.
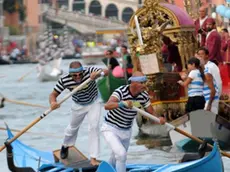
205, 30, 222, 63
221, 37, 227, 62
221, 39, 230, 63
206, 18, 215, 24
219, 63, 230, 86
194, 17, 209, 47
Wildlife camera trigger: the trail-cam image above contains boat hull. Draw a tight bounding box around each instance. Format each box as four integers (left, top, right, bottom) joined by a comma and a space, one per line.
169, 110, 230, 151
97, 142, 223, 172
5, 125, 223, 172
37, 58, 62, 82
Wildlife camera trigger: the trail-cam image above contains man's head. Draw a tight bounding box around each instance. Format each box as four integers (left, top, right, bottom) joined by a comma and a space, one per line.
199, 7, 207, 19
197, 47, 209, 65
206, 18, 216, 32
105, 50, 113, 58
129, 71, 147, 94
69, 61, 84, 83
121, 45, 128, 54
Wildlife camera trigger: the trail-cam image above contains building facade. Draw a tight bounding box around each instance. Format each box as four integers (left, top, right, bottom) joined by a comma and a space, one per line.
54, 0, 227, 23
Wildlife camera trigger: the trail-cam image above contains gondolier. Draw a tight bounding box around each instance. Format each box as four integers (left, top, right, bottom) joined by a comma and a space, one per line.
49, 61, 108, 165
101, 71, 165, 172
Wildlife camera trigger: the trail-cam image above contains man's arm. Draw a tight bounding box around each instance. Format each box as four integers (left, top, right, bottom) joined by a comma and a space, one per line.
178, 77, 192, 87
105, 91, 132, 110
104, 96, 120, 110
205, 73, 216, 109
144, 105, 165, 124
49, 90, 61, 110
88, 66, 109, 75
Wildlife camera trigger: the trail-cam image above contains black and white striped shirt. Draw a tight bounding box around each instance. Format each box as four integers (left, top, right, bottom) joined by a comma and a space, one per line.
54, 67, 101, 105
105, 85, 151, 129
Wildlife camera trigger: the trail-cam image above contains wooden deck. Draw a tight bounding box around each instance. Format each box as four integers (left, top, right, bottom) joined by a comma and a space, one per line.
53, 146, 88, 165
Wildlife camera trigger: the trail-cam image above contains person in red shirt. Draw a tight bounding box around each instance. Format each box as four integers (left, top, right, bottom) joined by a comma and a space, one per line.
205, 18, 222, 64
194, 7, 209, 47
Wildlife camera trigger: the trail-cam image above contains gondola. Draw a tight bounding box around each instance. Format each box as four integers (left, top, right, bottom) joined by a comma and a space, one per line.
4, 125, 224, 172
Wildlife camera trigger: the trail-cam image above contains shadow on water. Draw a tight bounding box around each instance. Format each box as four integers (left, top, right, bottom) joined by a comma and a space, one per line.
135, 129, 172, 150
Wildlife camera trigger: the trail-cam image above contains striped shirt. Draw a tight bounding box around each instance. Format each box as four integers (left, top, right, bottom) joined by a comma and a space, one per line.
105, 85, 151, 130
203, 61, 220, 101
54, 66, 101, 105
187, 69, 204, 97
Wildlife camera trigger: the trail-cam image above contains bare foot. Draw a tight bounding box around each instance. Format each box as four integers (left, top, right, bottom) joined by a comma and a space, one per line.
90, 158, 100, 166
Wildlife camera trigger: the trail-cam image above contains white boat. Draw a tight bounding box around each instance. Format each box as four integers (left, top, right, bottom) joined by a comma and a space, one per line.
169, 110, 230, 151
82, 47, 105, 65
37, 57, 63, 82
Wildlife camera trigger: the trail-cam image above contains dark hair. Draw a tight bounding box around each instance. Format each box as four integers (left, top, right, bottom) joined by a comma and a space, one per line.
106, 50, 113, 55
197, 47, 209, 55
210, 59, 219, 66
69, 61, 82, 68
222, 28, 228, 33
121, 45, 127, 49
188, 57, 205, 81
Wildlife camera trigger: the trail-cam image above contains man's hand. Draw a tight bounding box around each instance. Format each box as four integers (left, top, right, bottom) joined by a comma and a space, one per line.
177, 80, 183, 85
159, 117, 165, 125
50, 102, 60, 110
103, 69, 109, 76
206, 104, 212, 111
90, 72, 100, 80
122, 100, 133, 109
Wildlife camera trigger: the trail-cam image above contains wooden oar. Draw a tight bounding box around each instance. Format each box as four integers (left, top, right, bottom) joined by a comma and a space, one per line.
17, 65, 38, 82
132, 106, 230, 158
0, 70, 102, 152
0, 93, 47, 109
0, 126, 62, 138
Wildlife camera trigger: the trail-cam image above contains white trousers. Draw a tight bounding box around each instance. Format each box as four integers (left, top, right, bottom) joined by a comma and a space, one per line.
63, 99, 101, 158
101, 123, 132, 172
204, 99, 219, 114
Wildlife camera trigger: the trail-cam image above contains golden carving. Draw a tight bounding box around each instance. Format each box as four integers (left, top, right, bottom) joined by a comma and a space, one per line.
128, 0, 197, 79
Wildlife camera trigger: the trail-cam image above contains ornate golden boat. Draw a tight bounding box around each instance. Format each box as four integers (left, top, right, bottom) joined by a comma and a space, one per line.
127, 0, 230, 150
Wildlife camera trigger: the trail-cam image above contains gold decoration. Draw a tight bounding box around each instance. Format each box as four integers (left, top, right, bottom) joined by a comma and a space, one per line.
127, 0, 197, 96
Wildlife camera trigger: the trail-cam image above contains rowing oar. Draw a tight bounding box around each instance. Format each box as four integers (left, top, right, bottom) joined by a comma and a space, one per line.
0, 70, 102, 152
132, 106, 230, 158
0, 94, 47, 109
17, 65, 37, 82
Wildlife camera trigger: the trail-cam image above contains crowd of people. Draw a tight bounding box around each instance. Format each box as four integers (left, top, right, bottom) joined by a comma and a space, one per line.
175, 6, 229, 117
0, 40, 28, 63
103, 45, 133, 79
162, 6, 230, 76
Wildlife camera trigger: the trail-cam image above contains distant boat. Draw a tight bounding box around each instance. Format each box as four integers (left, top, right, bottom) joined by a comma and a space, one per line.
4, 124, 224, 172
82, 47, 105, 65
37, 57, 63, 82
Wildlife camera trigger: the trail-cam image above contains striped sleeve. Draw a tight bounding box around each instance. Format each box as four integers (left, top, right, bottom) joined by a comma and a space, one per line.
141, 91, 151, 108
204, 66, 211, 75
54, 78, 65, 93
111, 89, 122, 101
188, 70, 196, 79
88, 66, 102, 74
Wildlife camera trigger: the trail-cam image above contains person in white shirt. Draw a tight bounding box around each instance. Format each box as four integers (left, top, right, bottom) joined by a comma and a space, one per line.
197, 47, 222, 114
178, 57, 205, 113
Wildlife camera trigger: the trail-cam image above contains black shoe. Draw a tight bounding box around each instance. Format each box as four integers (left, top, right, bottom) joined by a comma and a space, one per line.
60, 146, 69, 159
